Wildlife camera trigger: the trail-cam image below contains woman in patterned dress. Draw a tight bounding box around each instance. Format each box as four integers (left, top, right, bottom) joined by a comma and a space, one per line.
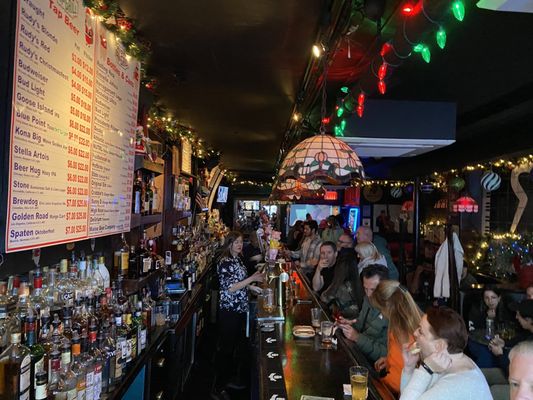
214, 231, 264, 397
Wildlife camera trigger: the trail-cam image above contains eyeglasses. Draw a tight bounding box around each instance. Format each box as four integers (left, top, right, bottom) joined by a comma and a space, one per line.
337, 240, 352, 245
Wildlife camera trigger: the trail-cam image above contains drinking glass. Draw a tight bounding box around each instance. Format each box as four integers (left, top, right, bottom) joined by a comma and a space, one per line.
321, 321, 334, 344
350, 365, 368, 400
155, 305, 166, 326
263, 288, 274, 312
311, 307, 321, 329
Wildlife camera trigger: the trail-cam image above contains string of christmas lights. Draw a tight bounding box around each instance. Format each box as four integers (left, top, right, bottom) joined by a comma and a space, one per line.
83, 0, 150, 64
147, 107, 220, 159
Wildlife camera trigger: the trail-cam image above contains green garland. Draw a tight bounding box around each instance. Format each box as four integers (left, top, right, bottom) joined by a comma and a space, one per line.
83, 0, 150, 64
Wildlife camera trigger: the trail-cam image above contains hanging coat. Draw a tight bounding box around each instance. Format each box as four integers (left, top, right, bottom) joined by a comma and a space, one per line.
433, 232, 464, 298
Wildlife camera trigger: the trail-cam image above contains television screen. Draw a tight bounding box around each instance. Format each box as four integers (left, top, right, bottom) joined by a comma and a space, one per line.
288, 204, 339, 226
217, 186, 228, 203
242, 200, 260, 211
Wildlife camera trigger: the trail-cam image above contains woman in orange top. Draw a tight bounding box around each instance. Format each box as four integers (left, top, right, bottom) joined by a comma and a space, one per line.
370, 280, 422, 395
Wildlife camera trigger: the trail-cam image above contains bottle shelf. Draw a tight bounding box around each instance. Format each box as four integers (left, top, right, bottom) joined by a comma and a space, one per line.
131, 213, 163, 229
122, 267, 166, 297
134, 154, 164, 175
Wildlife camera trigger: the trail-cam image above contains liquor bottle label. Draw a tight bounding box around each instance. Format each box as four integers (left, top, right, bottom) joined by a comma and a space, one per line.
120, 252, 129, 274
85, 371, 94, 400
134, 192, 141, 214
67, 388, 77, 400
62, 290, 74, 306
142, 258, 151, 274
115, 351, 122, 379
35, 383, 47, 400
139, 328, 147, 351
93, 365, 102, 399
20, 355, 31, 394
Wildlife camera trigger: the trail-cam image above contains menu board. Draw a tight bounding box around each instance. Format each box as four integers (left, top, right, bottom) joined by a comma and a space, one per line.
6, 0, 140, 252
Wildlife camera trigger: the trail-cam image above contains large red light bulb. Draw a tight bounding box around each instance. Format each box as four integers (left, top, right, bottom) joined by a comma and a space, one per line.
358, 92, 366, 106
378, 63, 387, 80
378, 80, 386, 95
356, 105, 364, 118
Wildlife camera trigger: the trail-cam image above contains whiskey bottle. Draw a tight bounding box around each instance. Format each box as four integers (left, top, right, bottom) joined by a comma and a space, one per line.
0, 332, 31, 400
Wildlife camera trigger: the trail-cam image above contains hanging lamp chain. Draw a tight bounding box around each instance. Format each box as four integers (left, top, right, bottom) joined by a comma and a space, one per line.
319, 59, 329, 135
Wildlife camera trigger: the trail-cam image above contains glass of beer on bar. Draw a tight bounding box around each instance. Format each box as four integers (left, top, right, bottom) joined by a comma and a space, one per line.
350, 365, 368, 400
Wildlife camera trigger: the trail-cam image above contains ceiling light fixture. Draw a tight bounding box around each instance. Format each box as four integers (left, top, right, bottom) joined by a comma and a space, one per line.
276, 59, 365, 186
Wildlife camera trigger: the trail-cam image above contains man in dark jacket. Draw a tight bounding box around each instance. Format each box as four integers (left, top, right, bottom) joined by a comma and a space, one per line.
337, 265, 389, 363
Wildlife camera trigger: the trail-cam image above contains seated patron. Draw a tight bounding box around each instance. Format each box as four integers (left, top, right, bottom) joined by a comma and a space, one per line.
312, 242, 337, 293
509, 341, 533, 400
356, 226, 400, 280
355, 242, 388, 274
321, 215, 345, 244
400, 306, 492, 399
488, 299, 533, 373
370, 280, 422, 395
467, 287, 514, 368
289, 220, 322, 278
319, 240, 363, 319
338, 265, 390, 363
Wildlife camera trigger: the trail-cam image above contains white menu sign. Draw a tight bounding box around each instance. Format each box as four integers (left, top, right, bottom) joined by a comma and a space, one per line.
6, 0, 140, 252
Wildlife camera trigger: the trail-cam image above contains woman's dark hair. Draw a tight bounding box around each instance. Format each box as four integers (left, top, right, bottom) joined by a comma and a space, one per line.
483, 285, 503, 297
304, 220, 318, 232
426, 306, 468, 354
361, 264, 389, 281
218, 231, 244, 260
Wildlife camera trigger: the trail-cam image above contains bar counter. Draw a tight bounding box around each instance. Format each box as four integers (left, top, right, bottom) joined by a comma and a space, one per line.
255, 269, 395, 400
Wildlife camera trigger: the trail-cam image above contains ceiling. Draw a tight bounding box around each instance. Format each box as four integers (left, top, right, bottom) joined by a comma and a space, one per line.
120, 0, 324, 175
120, 0, 533, 180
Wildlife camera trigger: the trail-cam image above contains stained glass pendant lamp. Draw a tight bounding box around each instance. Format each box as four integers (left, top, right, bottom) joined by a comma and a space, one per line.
277, 60, 365, 186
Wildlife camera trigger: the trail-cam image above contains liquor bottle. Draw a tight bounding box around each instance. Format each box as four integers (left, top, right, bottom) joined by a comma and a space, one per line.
124, 310, 136, 365
80, 329, 95, 400
30, 271, 48, 319
138, 232, 152, 277
96, 329, 109, 395
42, 267, 58, 311
87, 321, 102, 400
119, 234, 130, 278
114, 313, 128, 374
15, 280, 32, 326
0, 332, 31, 400
70, 332, 86, 400
0, 282, 10, 353
134, 302, 146, 354
62, 308, 74, 345
46, 349, 61, 398
34, 370, 47, 400
104, 320, 121, 392
90, 260, 104, 296
57, 260, 74, 308
24, 315, 45, 400
143, 176, 153, 216
183, 265, 192, 291
141, 288, 154, 333
55, 341, 77, 400
96, 257, 110, 291
151, 174, 159, 213
132, 171, 143, 214
128, 245, 138, 279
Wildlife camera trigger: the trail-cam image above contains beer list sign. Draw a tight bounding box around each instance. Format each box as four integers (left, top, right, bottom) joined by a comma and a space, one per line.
6, 0, 140, 252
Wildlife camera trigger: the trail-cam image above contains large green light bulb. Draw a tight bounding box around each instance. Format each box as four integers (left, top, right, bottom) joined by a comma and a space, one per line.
340, 86, 349, 94
337, 107, 344, 118
421, 46, 431, 63
452, 0, 465, 21
436, 27, 446, 49
340, 119, 347, 132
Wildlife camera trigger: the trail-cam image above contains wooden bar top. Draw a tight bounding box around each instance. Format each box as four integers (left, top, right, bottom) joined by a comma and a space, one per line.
256, 268, 395, 400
